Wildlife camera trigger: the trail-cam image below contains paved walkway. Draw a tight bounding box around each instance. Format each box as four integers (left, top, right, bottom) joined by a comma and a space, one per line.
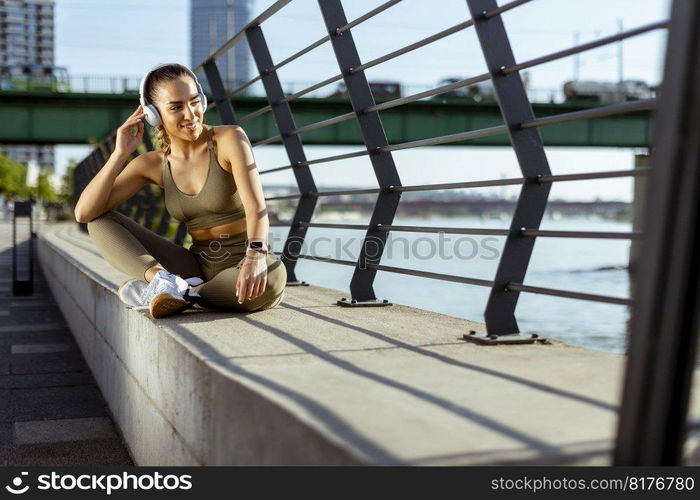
0, 220, 132, 466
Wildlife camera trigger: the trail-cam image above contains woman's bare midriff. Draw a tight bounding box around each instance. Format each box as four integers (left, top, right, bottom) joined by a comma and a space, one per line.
189, 218, 248, 242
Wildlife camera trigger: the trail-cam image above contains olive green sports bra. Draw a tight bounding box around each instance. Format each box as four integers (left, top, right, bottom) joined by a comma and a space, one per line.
162, 125, 246, 231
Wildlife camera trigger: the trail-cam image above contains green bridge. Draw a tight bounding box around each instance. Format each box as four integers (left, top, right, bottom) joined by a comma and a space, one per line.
0, 91, 652, 147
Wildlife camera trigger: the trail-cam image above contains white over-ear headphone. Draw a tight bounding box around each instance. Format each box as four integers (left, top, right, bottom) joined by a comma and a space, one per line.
138, 63, 208, 127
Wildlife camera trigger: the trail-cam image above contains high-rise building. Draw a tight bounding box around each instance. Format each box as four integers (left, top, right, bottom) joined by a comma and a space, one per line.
0, 0, 55, 172
190, 0, 254, 94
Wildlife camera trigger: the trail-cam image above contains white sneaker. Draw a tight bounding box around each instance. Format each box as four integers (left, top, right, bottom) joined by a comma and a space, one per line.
140, 271, 201, 318
118, 276, 203, 310
118, 279, 149, 308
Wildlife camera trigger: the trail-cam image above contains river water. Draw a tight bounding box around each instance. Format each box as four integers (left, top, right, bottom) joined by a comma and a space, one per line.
269, 215, 633, 355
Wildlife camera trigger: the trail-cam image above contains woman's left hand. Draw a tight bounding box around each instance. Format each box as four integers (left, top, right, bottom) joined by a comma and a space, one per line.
236, 253, 268, 303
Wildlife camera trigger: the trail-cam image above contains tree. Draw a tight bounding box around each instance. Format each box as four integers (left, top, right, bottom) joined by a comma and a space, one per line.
0, 152, 30, 198
34, 169, 58, 202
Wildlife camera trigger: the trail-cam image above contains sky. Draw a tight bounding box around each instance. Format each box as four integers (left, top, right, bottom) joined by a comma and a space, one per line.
52, 0, 672, 201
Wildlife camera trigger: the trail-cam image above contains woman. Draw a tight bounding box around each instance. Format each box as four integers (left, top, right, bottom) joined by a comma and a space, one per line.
74, 63, 287, 318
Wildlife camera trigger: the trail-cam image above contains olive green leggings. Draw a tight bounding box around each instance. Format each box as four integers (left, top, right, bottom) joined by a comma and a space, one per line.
86, 210, 287, 312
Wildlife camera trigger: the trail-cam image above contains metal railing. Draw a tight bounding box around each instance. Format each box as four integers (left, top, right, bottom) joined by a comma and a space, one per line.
72, 0, 667, 325
70, 0, 700, 465
196, 0, 662, 321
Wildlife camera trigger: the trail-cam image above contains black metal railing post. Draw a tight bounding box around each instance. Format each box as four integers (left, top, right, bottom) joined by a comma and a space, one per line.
203, 60, 238, 124
614, 0, 700, 465
466, 0, 553, 336
12, 200, 34, 296
318, 0, 401, 306
245, 26, 317, 286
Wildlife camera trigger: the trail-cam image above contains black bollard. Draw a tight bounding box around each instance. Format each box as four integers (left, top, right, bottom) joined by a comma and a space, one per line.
12, 200, 34, 296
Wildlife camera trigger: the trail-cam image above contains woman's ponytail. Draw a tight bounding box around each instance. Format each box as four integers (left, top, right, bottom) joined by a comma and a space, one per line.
156, 125, 171, 154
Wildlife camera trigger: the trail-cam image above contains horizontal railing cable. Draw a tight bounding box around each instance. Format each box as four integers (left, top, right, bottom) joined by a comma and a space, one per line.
311, 187, 383, 196
258, 164, 297, 175
228, 74, 263, 96
263, 178, 526, 200
258, 149, 369, 175
350, 20, 474, 74
306, 148, 370, 166
377, 224, 510, 236
503, 20, 668, 75
521, 99, 656, 129
520, 229, 642, 240
264, 35, 330, 78
365, 73, 491, 113
392, 177, 524, 192
266, 193, 303, 201
260, 149, 370, 174
537, 168, 649, 183
299, 222, 369, 230
239, 105, 272, 124
296, 253, 357, 266
253, 134, 283, 146
379, 124, 509, 152
289, 112, 356, 136
505, 283, 633, 306
336, 0, 403, 34
483, 0, 534, 18
278, 74, 345, 104
365, 262, 495, 287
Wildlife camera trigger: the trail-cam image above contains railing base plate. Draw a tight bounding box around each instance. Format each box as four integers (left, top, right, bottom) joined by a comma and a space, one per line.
462, 331, 548, 345
337, 297, 392, 307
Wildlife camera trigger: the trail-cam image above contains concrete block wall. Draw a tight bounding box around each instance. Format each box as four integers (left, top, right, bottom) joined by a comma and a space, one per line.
38, 223, 700, 466
37, 225, 362, 465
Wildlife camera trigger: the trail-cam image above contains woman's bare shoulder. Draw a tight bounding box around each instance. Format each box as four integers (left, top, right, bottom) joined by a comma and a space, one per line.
211, 125, 247, 171
211, 124, 244, 141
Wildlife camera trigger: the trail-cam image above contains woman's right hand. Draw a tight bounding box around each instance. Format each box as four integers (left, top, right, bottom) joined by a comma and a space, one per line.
114, 105, 146, 158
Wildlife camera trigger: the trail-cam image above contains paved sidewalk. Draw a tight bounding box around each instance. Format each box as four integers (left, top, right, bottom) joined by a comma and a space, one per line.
0, 220, 132, 466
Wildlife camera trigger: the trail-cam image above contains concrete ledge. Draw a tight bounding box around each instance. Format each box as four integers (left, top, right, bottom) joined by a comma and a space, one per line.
37, 222, 700, 465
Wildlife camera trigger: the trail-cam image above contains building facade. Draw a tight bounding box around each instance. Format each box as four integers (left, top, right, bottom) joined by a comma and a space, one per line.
0, 0, 55, 172
190, 0, 254, 93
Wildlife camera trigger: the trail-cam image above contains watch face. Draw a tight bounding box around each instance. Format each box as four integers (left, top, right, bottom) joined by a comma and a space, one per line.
249, 241, 264, 249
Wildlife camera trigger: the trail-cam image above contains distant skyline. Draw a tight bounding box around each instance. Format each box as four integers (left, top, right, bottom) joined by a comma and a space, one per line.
51, 0, 671, 201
